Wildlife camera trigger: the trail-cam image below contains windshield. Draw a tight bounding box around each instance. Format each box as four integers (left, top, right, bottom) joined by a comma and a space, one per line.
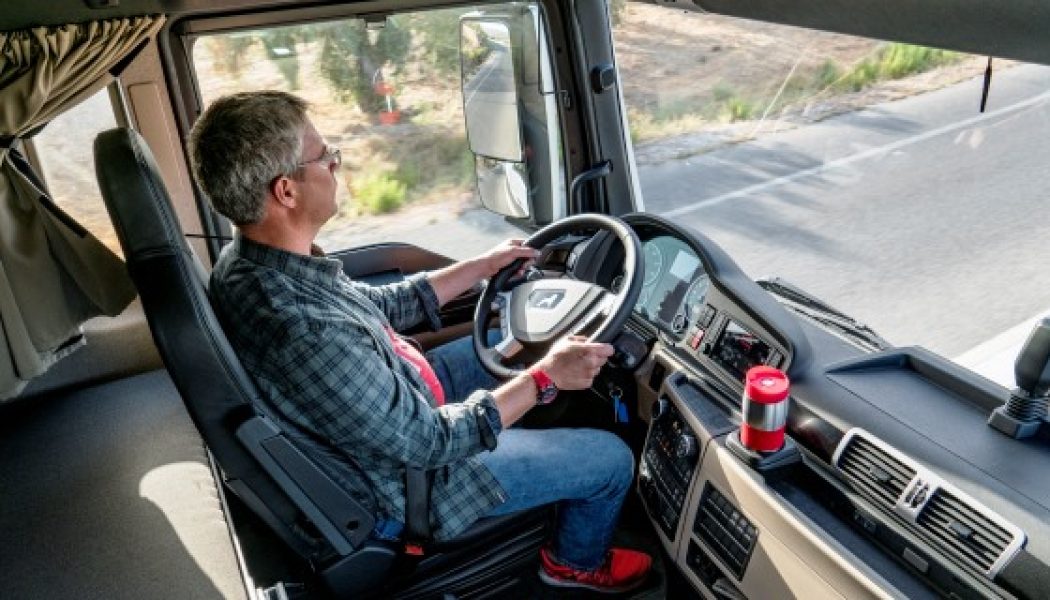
611, 6, 1050, 371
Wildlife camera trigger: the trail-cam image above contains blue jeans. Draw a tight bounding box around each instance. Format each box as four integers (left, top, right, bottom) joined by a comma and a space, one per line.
427, 335, 635, 570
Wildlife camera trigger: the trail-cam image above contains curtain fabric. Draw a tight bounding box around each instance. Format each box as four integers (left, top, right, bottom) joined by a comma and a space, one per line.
0, 16, 164, 399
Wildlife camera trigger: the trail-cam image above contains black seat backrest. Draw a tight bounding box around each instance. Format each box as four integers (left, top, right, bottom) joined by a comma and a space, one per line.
92, 128, 375, 565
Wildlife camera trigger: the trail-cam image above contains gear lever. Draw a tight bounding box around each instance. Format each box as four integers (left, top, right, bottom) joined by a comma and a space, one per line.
988, 317, 1050, 439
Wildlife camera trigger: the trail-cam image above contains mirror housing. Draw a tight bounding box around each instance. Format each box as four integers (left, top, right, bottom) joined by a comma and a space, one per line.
459, 7, 563, 226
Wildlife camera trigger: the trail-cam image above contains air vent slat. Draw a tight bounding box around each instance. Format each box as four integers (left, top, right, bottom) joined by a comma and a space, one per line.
927, 491, 1012, 545
915, 489, 1017, 575
840, 477, 898, 505
840, 449, 912, 481
837, 435, 917, 512
924, 502, 1011, 547
843, 446, 914, 482
923, 492, 1011, 548
840, 454, 906, 505
840, 454, 910, 492
932, 494, 1012, 544
852, 437, 916, 478
919, 508, 999, 563
835, 430, 1024, 580
839, 475, 897, 504
920, 530, 994, 571
921, 510, 1000, 555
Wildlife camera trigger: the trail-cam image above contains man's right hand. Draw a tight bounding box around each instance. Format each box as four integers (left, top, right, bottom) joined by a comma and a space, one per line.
536, 336, 616, 390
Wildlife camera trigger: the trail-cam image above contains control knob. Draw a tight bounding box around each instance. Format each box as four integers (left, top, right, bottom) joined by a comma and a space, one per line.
675, 434, 699, 460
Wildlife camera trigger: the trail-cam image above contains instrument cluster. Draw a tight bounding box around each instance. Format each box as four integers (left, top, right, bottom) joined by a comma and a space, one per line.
634, 235, 711, 337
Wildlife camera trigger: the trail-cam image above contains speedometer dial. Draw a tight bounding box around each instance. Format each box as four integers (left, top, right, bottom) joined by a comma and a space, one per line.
643, 244, 663, 287
686, 275, 711, 323
685, 275, 711, 308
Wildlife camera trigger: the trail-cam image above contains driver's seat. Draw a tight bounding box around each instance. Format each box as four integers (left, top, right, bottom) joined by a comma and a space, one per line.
93, 127, 550, 598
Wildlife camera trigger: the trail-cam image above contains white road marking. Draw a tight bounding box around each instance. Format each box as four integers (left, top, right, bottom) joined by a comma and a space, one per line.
659, 89, 1050, 219
463, 48, 505, 107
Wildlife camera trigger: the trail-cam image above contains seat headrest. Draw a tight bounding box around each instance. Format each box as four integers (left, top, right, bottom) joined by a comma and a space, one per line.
94, 128, 186, 261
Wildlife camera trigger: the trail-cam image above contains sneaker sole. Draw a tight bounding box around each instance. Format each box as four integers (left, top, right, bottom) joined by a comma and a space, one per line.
537, 567, 648, 595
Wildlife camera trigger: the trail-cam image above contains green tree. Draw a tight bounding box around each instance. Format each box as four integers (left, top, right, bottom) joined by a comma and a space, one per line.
260, 29, 302, 89
317, 20, 411, 115
207, 35, 256, 78
610, 0, 628, 25
407, 12, 462, 76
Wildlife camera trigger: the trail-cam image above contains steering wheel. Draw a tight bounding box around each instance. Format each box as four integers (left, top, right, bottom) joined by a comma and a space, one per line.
473, 214, 643, 379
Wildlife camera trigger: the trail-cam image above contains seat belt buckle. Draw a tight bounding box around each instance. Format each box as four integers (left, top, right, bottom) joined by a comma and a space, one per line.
403, 541, 426, 556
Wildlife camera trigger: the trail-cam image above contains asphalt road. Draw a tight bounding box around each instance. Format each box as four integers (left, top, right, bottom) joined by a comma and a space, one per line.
641, 64, 1050, 358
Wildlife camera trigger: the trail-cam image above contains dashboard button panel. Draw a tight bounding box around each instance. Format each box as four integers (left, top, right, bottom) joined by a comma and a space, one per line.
694, 483, 758, 580
639, 396, 701, 541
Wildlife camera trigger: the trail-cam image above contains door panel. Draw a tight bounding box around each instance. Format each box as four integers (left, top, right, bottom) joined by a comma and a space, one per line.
331, 243, 482, 339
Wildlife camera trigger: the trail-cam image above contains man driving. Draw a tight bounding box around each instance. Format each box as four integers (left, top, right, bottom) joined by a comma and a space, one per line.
189, 91, 652, 594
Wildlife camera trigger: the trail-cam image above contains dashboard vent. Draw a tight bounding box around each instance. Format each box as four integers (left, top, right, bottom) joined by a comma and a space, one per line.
836, 432, 916, 508
917, 488, 1014, 575
834, 429, 1026, 580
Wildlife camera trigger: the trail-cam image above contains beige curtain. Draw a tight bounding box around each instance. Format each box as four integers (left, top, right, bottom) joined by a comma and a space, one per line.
0, 16, 165, 399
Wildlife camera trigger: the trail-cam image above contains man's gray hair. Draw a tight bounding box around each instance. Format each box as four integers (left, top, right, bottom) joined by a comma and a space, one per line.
188, 91, 309, 225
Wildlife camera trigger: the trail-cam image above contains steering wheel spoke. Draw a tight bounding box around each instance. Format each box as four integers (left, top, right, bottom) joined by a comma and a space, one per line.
569, 289, 617, 337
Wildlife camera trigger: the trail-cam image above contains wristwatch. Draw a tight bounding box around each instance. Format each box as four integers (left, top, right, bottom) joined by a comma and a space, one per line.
528, 366, 559, 405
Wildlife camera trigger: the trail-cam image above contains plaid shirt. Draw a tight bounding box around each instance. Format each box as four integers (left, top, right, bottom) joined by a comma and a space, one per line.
210, 235, 506, 541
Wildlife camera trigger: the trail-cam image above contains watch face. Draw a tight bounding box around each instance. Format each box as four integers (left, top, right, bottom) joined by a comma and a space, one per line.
538, 385, 559, 405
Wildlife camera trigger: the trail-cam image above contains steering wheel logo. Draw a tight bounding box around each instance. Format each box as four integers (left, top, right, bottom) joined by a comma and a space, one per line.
528, 289, 565, 309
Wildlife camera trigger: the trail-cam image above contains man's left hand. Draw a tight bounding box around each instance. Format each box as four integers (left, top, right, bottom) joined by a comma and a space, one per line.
479, 239, 541, 279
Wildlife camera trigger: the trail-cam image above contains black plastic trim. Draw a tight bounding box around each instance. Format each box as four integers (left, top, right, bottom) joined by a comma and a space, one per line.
237, 416, 374, 555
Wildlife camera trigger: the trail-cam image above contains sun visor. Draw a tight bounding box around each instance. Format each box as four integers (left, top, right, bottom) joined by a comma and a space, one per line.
665, 0, 1050, 67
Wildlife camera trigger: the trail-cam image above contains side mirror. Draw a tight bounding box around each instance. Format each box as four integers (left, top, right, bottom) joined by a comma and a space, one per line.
460, 9, 563, 226
460, 19, 524, 163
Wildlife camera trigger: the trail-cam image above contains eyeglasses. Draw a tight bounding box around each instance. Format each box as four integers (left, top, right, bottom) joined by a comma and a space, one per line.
298, 144, 342, 170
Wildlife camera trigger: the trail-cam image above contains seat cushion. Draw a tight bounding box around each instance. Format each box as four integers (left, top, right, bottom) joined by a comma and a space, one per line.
0, 370, 246, 599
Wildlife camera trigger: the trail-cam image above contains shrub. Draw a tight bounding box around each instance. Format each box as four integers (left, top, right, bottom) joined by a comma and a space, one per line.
394, 160, 421, 189
878, 43, 958, 78
354, 171, 407, 214
816, 59, 841, 88
837, 43, 959, 92
722, 97, 754, 122
711, 83, 736, 103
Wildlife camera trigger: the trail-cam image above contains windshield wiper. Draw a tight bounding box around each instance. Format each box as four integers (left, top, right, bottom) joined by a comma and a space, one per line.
757, 277, 890, 352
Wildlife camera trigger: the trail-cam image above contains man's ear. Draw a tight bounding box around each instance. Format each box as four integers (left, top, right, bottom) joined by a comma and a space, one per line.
270, 174, 298, 210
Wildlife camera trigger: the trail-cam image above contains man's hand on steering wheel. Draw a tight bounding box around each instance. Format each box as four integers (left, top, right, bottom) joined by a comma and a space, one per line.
535, 335, 615, 390
477, 239, 540, 279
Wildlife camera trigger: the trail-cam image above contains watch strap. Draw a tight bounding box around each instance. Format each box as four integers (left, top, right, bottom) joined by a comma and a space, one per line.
528, 367, 558, 405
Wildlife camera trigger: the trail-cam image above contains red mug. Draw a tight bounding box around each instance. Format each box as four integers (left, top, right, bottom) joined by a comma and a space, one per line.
740, 366, 790, 453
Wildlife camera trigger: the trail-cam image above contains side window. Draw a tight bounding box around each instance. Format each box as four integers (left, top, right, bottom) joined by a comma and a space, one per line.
30, 87, 121, 256
192, 4, 558, 259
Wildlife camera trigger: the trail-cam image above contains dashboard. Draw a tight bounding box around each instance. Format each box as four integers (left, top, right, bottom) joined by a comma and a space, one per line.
559, 213, 1050, 600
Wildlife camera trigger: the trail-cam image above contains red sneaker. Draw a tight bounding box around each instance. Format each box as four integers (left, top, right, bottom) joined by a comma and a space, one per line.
538, 546, 652, 594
